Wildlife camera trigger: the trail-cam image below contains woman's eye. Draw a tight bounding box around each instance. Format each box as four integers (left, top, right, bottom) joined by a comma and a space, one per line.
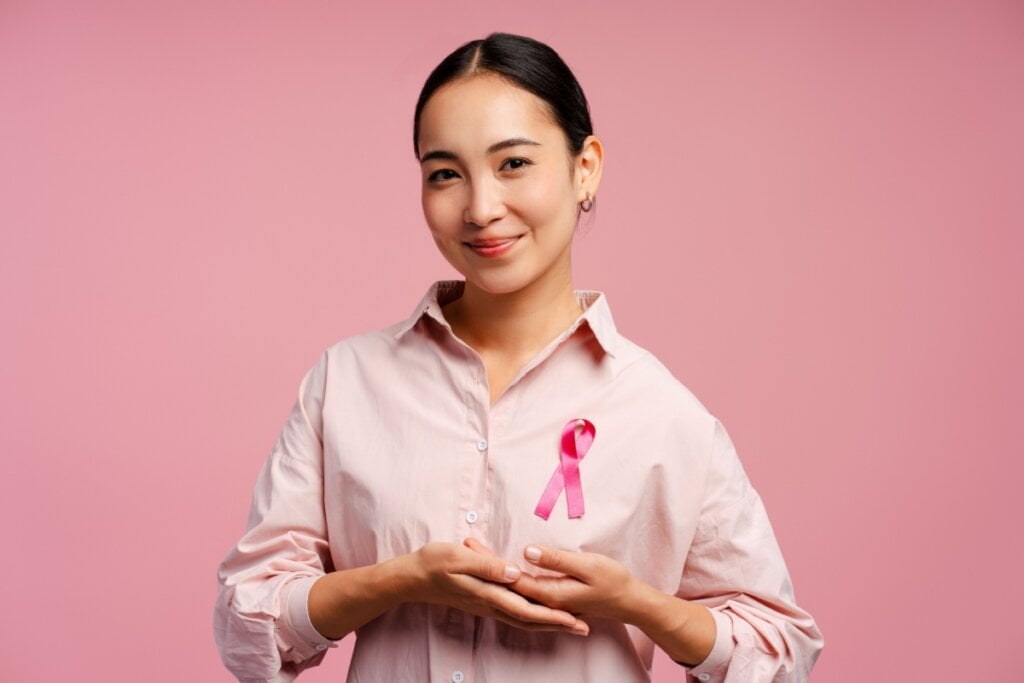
501, 157, 532, 171
427, 169, 458, 183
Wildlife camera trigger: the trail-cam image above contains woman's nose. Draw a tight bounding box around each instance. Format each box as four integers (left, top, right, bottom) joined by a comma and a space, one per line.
464, 178, 507, 226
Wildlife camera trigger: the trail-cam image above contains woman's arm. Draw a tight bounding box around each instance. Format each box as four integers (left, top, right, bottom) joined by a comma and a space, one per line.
213, 354, 339, 682
213, 356, 336, 682
665, 418, 825, 681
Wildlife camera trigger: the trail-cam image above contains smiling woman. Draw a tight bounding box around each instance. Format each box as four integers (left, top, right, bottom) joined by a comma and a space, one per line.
213, 32, 824, 683
415, 68, 602, 314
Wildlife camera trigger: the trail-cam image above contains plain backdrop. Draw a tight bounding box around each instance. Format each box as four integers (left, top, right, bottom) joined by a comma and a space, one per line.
2, 1, 1021, 681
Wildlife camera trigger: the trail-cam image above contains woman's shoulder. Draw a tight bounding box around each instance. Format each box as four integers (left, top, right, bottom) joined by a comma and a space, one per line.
321, 325, 399, 357
290, 324, 404, 384
608, 332, 719, 426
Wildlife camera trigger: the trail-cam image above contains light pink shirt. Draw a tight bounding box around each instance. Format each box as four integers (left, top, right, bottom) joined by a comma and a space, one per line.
213, 279, 823, 682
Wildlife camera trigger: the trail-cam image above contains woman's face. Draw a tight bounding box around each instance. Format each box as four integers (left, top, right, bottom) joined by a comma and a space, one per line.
417, 73, 600, 296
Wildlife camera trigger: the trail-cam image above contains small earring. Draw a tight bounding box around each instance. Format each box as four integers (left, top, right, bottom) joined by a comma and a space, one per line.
579, 192, 594, 212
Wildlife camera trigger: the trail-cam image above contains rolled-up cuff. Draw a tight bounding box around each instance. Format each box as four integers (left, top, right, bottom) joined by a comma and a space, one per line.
686, 608, 733, 681
277, 575, 341, 662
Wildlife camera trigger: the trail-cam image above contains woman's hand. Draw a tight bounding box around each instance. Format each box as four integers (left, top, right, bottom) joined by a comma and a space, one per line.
401, 541, 590, 635
463, 537, 642, 625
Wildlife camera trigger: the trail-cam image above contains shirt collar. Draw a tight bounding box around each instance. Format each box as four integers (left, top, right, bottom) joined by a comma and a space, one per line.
392, 279, 620, 359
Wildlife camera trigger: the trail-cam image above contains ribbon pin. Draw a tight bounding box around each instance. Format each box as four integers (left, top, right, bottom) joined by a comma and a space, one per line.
533, 418, 596, 520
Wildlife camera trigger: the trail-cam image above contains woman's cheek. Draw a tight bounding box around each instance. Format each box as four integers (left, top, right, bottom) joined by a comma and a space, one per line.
423, 196, 461, 237
519, 177, 568, 224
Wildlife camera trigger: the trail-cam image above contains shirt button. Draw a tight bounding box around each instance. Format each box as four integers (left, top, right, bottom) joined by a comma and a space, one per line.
696, 674, 710, 681
451, 671, 465, 683
465, 510, 478, 524
476, 438, 488, 451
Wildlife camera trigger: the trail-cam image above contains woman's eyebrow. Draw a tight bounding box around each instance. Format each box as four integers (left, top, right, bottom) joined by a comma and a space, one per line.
419, 137, 541, 164
486, 137, 541, 154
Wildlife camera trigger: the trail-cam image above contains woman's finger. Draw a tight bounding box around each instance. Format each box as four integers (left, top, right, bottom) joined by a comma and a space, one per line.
488, 605, 590, 636
451, 545, 522, 584
468, 576, 581, 628
463, 536, 499, 557
523, 544, 591, 582
508, 571, 584, 609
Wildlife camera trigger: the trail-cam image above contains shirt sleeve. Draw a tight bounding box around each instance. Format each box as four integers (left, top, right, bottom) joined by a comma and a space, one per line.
674, 418, 824, 682
212, 352, 342, 682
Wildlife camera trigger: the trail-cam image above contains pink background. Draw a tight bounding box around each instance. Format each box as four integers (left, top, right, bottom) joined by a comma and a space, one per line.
2, 1, 1021, 681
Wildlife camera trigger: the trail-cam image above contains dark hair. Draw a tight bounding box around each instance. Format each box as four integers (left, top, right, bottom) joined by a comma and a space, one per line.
413, 32, 594, 164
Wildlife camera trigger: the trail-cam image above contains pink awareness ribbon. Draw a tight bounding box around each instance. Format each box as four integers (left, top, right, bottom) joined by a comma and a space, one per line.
534, 418, 596, 520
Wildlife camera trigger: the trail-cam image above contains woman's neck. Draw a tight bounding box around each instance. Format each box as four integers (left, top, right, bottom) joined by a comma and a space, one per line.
441, 274, 585, 361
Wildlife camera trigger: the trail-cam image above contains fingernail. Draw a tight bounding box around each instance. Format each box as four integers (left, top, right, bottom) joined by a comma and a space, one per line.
525, 546, 542, 561
571, 624, 589, 636
504, 565, 521, 581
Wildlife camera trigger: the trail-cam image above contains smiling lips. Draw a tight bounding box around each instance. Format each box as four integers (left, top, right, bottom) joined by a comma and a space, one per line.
465, 235, 522, 257
467, 236, 520, 247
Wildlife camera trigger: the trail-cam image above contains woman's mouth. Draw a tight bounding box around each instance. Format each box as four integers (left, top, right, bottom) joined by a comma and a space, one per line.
465, 235, 522, 258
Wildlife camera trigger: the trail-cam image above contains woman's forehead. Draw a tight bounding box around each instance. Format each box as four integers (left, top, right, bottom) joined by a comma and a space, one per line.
418, 75, 559, 154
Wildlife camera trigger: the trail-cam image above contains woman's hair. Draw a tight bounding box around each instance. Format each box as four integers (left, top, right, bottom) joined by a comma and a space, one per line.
413, 32, 594, 165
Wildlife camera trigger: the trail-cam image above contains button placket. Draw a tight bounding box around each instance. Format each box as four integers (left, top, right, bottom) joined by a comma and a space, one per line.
464, 433, 487, 530
457, 358, 489, 544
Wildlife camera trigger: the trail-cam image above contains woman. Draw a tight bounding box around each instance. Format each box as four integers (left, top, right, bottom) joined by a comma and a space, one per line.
214, 32, 824, 682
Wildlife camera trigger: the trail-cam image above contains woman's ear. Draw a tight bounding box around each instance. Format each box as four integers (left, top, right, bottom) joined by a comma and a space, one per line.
575, 134, 604, 200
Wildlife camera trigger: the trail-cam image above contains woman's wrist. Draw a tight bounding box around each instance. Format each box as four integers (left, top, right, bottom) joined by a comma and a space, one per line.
386, 551, 427, 604
622, 580, 717, 667
307, 555, 413, 640
603, 574, 652, 626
